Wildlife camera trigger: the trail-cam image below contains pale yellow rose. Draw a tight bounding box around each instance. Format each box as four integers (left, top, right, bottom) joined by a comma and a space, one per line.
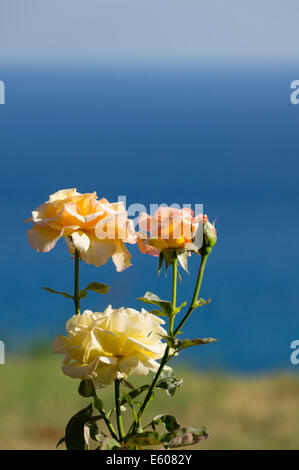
52, 307, 168, 386
26, 189, 136, 271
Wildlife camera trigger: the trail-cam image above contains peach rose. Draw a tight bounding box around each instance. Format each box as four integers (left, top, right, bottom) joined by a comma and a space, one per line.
26, 189, 136, 271
137, 206, 200, 256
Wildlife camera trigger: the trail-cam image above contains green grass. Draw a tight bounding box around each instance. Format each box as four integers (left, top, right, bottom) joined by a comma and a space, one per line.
1, 353, 299, 449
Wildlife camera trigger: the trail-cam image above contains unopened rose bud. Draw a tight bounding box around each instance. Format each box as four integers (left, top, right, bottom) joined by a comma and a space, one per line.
200, 218, 217, 255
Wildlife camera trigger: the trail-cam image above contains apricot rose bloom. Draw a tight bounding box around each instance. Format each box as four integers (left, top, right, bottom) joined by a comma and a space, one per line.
52, 307, 168, 386
137, 206, 201, 256
26, 189, 136, 271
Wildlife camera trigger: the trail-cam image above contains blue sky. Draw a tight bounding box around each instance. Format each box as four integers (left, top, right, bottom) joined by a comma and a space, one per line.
0, 0, 298, 63
1, 3, 299, 371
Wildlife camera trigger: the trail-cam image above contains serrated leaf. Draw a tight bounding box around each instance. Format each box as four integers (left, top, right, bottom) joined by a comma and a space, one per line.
164, 336, 218, 352
79, 282, 110, 299
163, 426, 208, 448
156, 369, 183, 396
42, 287, 73, 299
65, 403, 93, 450
137, 292, 173, 316
125, 431, 164, 447
149, 309, 169, 317
151, 414, 180, 432
78, 379, 96, 398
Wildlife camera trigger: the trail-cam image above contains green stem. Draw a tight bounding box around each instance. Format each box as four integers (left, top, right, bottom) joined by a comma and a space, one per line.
135, 347, 170, 424
115, 379, 125, 441
169, 257, 178, 335
174, 254, 208, 335
93, 396, 119, 441
132, 256, 178, 432
74, 249, 80, 315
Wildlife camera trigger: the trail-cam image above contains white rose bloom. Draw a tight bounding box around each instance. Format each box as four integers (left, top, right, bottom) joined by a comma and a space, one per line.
52, 306, 168, 386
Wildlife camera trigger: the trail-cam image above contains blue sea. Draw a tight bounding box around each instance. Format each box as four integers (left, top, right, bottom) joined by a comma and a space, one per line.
0, 62, 298, 372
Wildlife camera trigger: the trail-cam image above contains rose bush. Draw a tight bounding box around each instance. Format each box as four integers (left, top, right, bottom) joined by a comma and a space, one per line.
26, 190, 218, 450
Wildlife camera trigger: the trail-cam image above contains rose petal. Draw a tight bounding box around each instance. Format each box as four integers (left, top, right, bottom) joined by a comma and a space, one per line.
27, 224, 62, 252
95, 364, 118, 385
112, 241, 132, 272
49, 188, 79, 203
52, 335, 70, 354
62, 358, 100, 380
67, 234, 117, 268
70, 230, 91, 253
127, 336, 166, 356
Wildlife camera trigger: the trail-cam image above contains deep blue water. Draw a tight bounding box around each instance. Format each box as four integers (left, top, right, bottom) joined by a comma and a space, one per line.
0, 63, 298, 372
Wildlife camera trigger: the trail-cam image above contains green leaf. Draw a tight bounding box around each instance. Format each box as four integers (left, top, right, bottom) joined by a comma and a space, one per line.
139, 292, 186, 318
122, 391, 139, 423
79, 282, 110, 299
108, 385, 149, 420
83, 417, 105, 448
93, 397, 104, 413
149, 309, 169, 318
65, 403, 93, 450
121, 385, 149, 405
156, 369, 183, 396
56, 436, 65, 448
163, 426, 208, 448
99, 437, 121, 450
151, 414, 180, 432
78, 379, 96, 398
137, 292, 173, 316
89, 426, 103, 442
124, 426, 208, 449
122, 391, 134, 407
42, 287, 73, 299
125, 431, 164, 447
164, 336, 219, 352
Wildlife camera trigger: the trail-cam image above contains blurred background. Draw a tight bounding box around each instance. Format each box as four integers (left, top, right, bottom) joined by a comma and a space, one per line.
0, 0, 299, 449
